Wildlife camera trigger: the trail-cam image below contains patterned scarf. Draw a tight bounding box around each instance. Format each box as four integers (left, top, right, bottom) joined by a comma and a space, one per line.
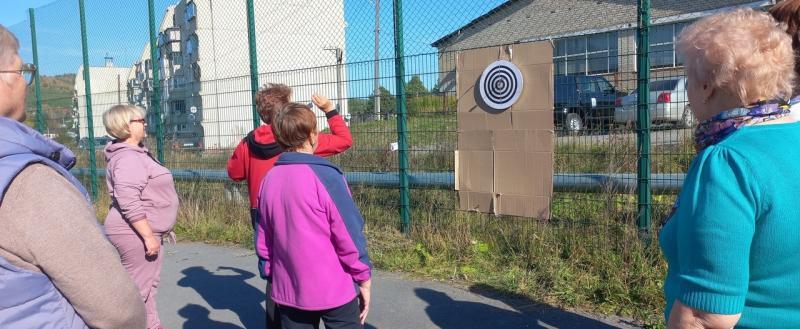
694, 97, 800, 152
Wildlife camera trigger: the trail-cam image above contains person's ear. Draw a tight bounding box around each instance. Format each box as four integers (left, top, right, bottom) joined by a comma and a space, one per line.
310, 130, 319, 147
701, 83, 714, 104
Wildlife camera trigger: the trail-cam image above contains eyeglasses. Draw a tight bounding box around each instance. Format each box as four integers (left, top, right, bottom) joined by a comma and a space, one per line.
130, 119, 147, 125
0, 63, 37, 86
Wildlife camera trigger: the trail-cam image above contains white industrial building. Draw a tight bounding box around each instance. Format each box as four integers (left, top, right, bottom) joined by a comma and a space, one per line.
126, 0, 349, 149
74, 57, 133, 139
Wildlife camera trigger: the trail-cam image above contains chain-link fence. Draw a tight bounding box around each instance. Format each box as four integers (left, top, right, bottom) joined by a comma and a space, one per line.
6, 1, 774, 323
7, 0, 766, 243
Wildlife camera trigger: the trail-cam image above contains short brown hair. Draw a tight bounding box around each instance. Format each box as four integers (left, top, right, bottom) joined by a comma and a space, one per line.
770, 0, 800, 81
255, 83, 291, 124
272, 102, 317, 150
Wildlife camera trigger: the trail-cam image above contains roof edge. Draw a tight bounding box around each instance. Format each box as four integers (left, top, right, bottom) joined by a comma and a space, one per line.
431, 0, 520, 48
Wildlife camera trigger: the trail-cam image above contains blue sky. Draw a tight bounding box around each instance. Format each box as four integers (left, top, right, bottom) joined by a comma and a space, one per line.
0, 0, 58, 26
4, 0, 506, 96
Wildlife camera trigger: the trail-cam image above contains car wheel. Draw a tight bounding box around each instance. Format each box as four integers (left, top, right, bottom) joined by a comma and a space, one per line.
679, 106, 695, 128
566, 113, 583, 133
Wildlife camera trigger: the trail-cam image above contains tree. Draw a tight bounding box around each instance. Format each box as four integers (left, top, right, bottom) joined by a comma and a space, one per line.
405, 75, 428, 96
347, 87, 397, 123
348, 98, 370, 123
366, 86, 396, 119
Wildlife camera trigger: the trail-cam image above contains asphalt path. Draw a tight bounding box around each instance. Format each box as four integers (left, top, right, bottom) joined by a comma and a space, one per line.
157, 243, 641, 329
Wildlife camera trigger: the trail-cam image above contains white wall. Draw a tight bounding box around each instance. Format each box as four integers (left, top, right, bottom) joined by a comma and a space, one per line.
74, 66, 132, 140
168, 0, 348, 149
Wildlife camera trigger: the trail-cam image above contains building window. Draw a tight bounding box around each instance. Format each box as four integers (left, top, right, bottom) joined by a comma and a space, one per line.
554, 32, 618, 76
171, 100, 187, 115
185, 1, 197, 23
170, 52, 183, 66
191, 62, 201, 81
144, 59, 153, 80
649, 22, 690, 68
186, 34, 198, 61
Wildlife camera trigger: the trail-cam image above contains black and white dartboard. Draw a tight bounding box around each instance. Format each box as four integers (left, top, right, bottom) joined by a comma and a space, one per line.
478, 60, 524, 110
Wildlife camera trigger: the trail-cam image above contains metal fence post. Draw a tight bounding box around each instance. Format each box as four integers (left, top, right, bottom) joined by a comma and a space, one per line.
636, 0, 652, 234
246, 0, 261, 130
78, 0, 98, 201
148, 0, 165, 164
393, 0, 411, 233
29, 9, 45, 134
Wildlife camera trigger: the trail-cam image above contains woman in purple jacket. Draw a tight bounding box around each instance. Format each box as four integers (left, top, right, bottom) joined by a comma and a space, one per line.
102, 104, 179, 329
257, 102, 372, 329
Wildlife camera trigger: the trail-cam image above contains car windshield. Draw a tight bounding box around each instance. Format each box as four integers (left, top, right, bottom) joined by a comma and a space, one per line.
596, 79, 614, 93
649, 79, 679, 91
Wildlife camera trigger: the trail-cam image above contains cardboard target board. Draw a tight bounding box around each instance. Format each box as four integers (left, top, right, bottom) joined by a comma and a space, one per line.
455, 42, 554, 218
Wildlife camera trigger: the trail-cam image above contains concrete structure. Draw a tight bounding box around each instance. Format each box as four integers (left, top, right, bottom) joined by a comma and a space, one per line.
127, 0, 348, 149
432, 0, 776, 93
74, 57, 133, 139
128, 7, 177, 142
74, 7, 175, 142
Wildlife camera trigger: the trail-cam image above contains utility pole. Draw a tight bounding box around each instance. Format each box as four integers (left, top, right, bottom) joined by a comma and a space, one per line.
372, 0, 381, 120
325, 47, 344, 111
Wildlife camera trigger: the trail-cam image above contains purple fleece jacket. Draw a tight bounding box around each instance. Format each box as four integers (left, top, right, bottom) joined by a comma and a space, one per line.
104, 142, 179, 236
257, 152, 371, 311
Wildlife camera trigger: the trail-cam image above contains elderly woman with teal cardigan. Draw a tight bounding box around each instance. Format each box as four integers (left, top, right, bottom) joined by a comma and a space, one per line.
661, 9, 800, 329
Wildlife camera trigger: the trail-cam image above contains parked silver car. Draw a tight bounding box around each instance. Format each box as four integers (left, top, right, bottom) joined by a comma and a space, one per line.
614, 77, 695, 128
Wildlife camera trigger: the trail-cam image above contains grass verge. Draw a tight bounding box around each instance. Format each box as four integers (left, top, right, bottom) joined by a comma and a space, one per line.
89, 178, 669, 328
81, 121, 691, 329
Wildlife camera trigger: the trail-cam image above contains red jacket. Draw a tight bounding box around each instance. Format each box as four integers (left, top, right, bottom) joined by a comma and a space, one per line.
227, 111, 352, 207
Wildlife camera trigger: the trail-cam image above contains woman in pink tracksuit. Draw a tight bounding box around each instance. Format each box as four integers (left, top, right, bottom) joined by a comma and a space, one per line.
257, 102, 372, 329
102, 104, 179, 329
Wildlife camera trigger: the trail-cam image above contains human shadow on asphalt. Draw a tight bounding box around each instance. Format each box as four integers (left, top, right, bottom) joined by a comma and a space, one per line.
178, 304, 243, 329
467, 284, 633, 328
178, 266, 266, 329
416, 287, 621, 329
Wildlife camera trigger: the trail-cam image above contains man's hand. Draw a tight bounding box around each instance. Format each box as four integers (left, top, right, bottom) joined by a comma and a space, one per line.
312, 94, 334, 113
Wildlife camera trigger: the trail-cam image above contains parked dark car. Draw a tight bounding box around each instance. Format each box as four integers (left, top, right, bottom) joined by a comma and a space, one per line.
168, 127, 204, 150
554, 75, 624, 133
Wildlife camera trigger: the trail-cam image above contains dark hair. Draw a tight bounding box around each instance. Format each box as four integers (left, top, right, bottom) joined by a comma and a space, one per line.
255, 83, 292, 124
272, 102, 317, 150
771, 0, 800, 81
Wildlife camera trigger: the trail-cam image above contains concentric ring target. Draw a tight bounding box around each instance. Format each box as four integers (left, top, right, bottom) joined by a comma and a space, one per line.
478, 60, 524, 110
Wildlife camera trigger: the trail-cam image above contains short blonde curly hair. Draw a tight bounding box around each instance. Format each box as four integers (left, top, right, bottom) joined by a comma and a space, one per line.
103, 104, 146, 140
678, 9, 795, 104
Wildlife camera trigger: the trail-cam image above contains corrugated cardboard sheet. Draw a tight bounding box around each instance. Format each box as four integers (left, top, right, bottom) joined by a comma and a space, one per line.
455, 42, 554, 219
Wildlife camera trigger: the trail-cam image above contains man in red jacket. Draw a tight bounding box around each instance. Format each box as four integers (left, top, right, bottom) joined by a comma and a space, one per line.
227, 83, 352, 328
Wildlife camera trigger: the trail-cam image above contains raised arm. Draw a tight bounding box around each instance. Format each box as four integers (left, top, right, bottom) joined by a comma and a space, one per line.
312, 94, 353, 157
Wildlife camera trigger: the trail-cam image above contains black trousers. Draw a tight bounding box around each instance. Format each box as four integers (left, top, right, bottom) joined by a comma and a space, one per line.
255, 208, 281, 329
266, 282, 281, 328
278, 298, 361, 329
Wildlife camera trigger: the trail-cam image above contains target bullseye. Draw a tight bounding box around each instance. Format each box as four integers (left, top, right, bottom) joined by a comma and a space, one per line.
478, 60, 524, 110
